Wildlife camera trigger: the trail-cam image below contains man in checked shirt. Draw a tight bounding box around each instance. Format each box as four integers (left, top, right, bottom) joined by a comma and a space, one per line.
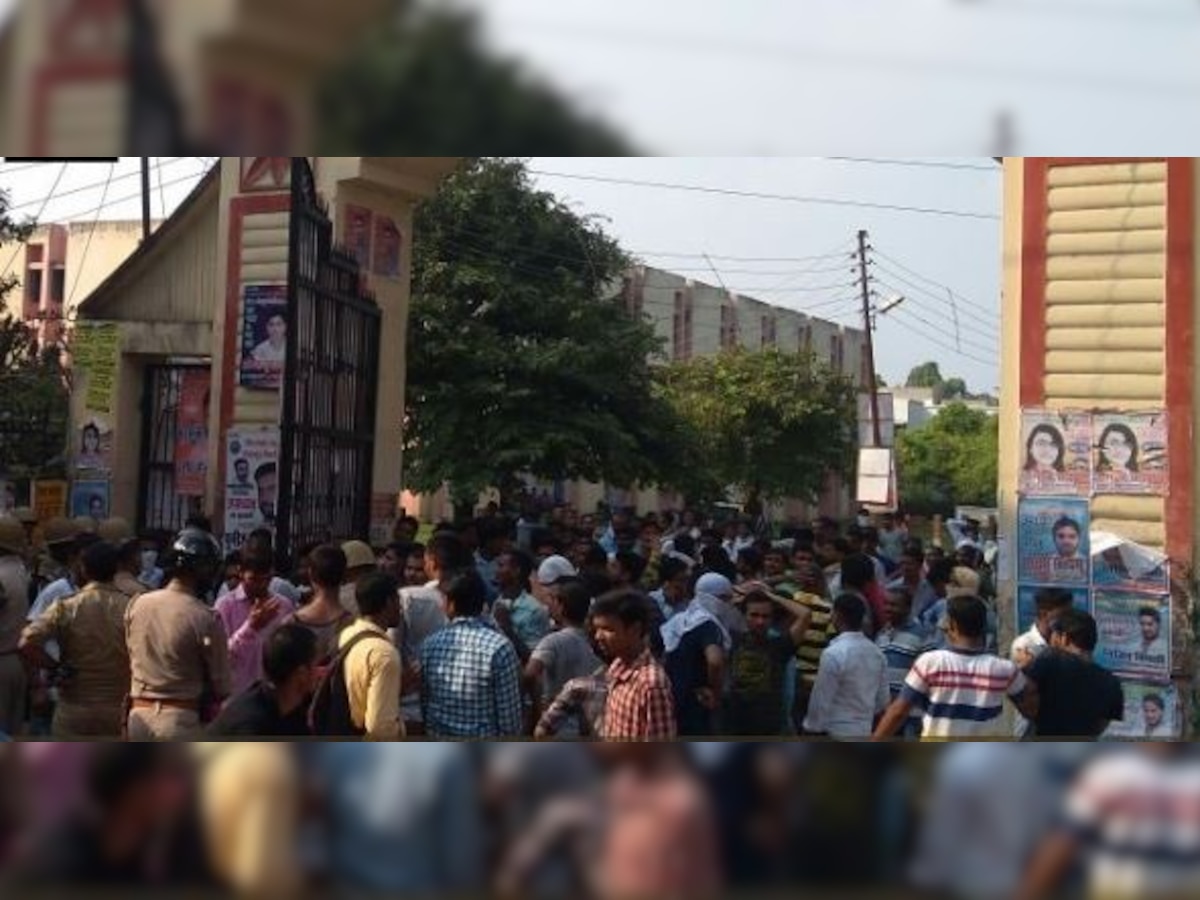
591, 590, 676, 741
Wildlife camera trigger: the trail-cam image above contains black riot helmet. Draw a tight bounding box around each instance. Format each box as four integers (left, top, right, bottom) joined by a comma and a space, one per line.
164, 527, 223, 595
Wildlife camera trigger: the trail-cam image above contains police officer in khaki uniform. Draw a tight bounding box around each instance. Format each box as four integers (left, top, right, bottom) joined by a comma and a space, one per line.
20, 541, 132, 739
31, 517, 78, 601
10, 508, 37, 570
0, 516, 31, 736
98, 519, 145, 599
126, 527, 232, 740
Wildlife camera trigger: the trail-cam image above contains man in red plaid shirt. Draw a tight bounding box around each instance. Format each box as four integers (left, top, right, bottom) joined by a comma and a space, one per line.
592, 590, 677, 740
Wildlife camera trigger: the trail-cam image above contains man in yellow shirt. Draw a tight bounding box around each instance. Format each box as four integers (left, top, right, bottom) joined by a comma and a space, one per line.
339, 572, 405, 740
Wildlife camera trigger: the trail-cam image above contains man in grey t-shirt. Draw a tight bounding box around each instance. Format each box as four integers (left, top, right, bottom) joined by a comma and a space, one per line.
524, 579, 599, 736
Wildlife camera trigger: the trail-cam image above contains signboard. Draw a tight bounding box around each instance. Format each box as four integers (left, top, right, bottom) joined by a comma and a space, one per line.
224, 427, 280, 553
239, 285, 288, 391
71, 480, 110, 519
75, 413, 114, 473
72, 322, 120, 414
856, 447, 896, 508
858, 393, 895, 448
1092, 411, 1169, 496
33, 481, 68, 522
1103, 681, 1179, 740
1016, 497, 1090, 586
174, 370, 211, 497
1019, 410, 1091, 496
1093, 592, 1171, 683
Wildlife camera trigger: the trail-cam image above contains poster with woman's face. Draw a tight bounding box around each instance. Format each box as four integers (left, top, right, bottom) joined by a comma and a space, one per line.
1103, 681, 1179, 740
1093, 412, 1168, 496
1016, 497, 1090, 586
76, 415, 114, 472
1019, 410, 1092, 496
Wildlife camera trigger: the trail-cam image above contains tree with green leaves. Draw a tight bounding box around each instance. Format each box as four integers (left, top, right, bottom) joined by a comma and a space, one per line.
906, 361, 944, 389
404, 158, 699, 514
318, 5, 634, 155
658, 348, 858, 514
0, 193, 69, 483
896, 402, 998, 514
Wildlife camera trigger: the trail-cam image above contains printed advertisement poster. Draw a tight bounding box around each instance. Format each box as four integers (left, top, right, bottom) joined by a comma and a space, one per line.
0, 479, 30, 515
33, 481, 67, 522
174, 370, 211, 497
1093, 412, 1169, 496
373, 215, 402, 278
344, 204, 374, 270
1091, 531, 1170, 594
239, 285, 288, 391
75, 414, 114, 473
1104, 681, 1179, 740
71, 480, 110, 519
1019, 410, 1092, 496
1094, 592, 1171, 682
1015, 585, 1090, 636
224, 428, 279, 553
1016, 497, 1090, 586
72, 323, 120, 414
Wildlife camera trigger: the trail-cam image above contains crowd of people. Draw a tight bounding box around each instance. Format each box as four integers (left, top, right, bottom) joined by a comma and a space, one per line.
0, 740, 1197, 898
0, 502, 1126, 740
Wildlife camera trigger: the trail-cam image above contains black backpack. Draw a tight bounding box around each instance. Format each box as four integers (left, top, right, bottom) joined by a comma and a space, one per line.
308, 630, 392, 737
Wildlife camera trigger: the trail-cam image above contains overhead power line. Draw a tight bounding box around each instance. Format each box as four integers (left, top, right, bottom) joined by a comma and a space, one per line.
872, 248, 1001, 322
529, 170, 1001, 221
874, 280, 1000, 346
1, 162, 68, 277
821, 157, 999, 173
3, 157, 203, 216
882, 310, 998, 369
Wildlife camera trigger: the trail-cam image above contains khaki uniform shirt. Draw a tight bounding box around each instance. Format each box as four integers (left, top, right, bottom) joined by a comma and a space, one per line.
126, 584, 232, 703
22, 582, 131, 713
0, 556, 30, 655
114, 571, 146, 599
339, 619, 404, 740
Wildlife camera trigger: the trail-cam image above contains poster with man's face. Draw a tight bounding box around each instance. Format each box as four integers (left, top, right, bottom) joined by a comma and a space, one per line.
239, 285, 288, 391
1019, 410, 1092, 497
71, 480, 110, 519
1104, 681, 1178, 740
1094, 592, 1171, 683
224, 428, 280, 553
1093, 412, 1168, 496
1016, 497, 1090, 586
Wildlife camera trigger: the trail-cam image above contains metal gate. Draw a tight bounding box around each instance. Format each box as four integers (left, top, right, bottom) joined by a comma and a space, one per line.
276, 158, 381, 563
138, 365, 207, 533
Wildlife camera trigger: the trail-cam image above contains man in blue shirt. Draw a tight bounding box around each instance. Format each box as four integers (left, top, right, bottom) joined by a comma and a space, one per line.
421, 570, 523, 738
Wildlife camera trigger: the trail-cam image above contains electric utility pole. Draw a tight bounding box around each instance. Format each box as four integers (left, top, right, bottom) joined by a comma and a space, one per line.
857, 229, 882, 448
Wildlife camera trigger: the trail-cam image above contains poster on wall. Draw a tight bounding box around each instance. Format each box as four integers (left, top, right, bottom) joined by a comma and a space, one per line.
1015, 585, 1090, 636
174, 370, 211, 497
75, 414, 114, 472
1104, 681, 1179, 740
224, 427, 280, 553
1019, 410, 1092, 496
72, 323, 120, 414
1093, 411, 1169, 496
1091, 531, 1170, 594
239, 285, 288, 391
71, 480, 110, 519
1093, 592, 1171, 683
372, 215, 402, 278
1016, 497, 1090, 586
0, 479, 30, 515
344, 204, 374, 270
33, 481, 67, 522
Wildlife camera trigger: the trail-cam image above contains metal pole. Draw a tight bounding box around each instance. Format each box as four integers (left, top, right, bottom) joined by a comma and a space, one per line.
140, 157, 152, 241
857, 229, 882, 448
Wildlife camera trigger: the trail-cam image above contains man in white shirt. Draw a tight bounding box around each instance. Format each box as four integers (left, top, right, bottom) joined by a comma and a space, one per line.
1011, 587, 1076, 738
802, 594, 889, 739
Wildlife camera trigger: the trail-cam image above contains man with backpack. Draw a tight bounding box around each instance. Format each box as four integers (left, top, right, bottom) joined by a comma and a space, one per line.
311, 572, 404, 740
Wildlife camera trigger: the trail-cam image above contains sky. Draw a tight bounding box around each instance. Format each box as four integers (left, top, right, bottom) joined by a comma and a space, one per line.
0, 156, 1003, 392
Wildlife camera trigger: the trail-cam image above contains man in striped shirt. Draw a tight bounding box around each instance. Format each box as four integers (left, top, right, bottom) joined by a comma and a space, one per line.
872, 594, 1038, 741
875, 586, 935, 739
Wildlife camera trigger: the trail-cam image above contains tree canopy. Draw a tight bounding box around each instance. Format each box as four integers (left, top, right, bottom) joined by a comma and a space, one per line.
658, 348, 858, 510
906, 361, 945, 389
404, 158, 693, 509
318, 6, 634, 155
896, 402, 998, 514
